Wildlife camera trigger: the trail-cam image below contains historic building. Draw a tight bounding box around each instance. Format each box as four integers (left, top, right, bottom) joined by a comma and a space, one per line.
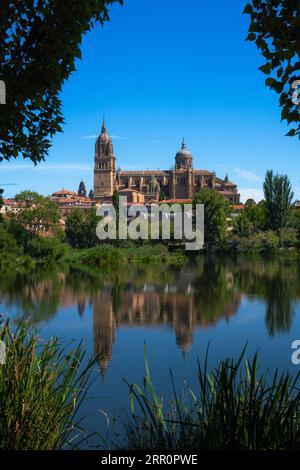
94, 119, 240, 204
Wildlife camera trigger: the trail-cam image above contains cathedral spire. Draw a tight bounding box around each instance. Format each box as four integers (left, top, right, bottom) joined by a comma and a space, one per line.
97, 115, 111, 143
182, 137, 186, 149
101, 115, 106, 133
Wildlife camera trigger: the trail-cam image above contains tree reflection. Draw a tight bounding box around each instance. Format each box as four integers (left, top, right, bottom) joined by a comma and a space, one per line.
1, 257, 300, 379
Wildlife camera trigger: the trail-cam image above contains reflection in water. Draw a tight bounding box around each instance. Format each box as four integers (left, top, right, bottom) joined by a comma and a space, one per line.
1, 258, 300, 377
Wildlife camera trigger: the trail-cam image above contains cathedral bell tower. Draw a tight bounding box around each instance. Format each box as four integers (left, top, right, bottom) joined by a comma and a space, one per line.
93, 118, 116, 200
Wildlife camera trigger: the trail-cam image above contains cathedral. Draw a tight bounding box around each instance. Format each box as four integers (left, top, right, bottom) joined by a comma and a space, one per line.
93, 119, 240, 204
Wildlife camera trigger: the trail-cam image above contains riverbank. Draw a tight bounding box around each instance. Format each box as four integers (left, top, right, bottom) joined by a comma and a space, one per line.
0, 243, 188, 275
2, 239, 300, 276
1, 212, 300, 275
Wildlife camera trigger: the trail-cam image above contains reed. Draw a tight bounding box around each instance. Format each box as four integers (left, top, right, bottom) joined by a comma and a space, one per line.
0, 319, 96, 450
123, 346, 300, 450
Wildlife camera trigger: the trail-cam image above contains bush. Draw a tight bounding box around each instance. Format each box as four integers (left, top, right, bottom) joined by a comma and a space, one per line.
0, 253, 36, 273
62, 245, 121, 269
26, 236, 67, 262
278, 228, 298, 248
228, 229, 299, 254
261, 231, 279, 253
0, 225, 23, 255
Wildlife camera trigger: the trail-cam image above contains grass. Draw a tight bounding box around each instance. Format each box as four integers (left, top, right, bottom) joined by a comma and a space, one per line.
0, 319, 96, 450
122, 346, 300, 450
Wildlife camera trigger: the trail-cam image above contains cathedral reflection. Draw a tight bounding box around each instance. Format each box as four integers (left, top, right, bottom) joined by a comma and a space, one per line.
92, 267, 241, 378
6, 259, 300, 381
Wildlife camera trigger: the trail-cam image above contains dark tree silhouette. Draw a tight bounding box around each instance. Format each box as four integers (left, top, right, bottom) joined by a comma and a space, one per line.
0, 1, 123, 163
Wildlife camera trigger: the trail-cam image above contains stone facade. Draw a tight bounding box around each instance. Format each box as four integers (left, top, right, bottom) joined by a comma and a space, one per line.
93, 119, 116, 199
93, 120, 240, 204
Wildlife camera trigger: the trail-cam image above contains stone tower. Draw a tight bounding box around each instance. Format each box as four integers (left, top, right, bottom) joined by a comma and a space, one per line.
78, 180, 87, 197
93, 118, 116, 200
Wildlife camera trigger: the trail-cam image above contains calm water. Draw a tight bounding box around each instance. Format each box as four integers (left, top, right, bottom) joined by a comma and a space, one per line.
1, 256, 300, 446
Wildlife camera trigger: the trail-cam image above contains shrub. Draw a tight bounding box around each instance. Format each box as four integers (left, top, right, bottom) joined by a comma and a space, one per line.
26, 236, 67, 262
0, 225, 23, 255
278, 228, 298, 248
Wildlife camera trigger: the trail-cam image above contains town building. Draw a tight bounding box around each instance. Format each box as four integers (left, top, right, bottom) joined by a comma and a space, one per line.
50, 188, 95, 216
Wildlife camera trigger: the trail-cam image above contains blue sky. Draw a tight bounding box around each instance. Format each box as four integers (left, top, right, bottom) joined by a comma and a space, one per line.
1, 0, 300, 202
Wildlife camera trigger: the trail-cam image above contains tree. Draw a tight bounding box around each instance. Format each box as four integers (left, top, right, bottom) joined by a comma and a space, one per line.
15, 190, 44, 207
112, 189, 120, 238
234, 199, 266, 236
0, 188, 4, 208
244, 1, 300, 138
0, 0, 123, 163
65, 208, 99, 248
0, 224, 23, 255
14, 190, 60, 235
193, 188, 230, 247
88, 189, 94, 200
263, 170, 294, 231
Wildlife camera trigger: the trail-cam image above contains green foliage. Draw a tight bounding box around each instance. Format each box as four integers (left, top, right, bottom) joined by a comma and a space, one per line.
112, 189, 120, 238
123, 347, 300, 450
14, 190, 60, 235
244, 1, 300, 138
0, 0, 123, 163
0, 215, 66, 270
0, 319, 96, 449
65, 208, 100, 248
289, 209, 300, 227
263, 170, 294, 231
62, 244, 120, 269
0, 253, 37, 274
15, 190, 45, 207
278, 227, 298, 248
193, 188, 229, 247
26, 237, 67, 262
0, 188, 4, 208
0, 224, 23, 254
4, 218, 31, 248
62, 243, 186, 270
234, 199, 266, 236
122, 244, 186, 265
229, 228, 298, 254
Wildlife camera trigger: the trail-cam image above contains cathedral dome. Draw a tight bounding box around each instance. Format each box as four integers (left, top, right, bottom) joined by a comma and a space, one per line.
176, 146, 192, 158
175, 139, 193, 169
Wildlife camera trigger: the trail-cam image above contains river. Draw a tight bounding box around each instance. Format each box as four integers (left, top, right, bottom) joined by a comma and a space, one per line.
1, 256, 300, 447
